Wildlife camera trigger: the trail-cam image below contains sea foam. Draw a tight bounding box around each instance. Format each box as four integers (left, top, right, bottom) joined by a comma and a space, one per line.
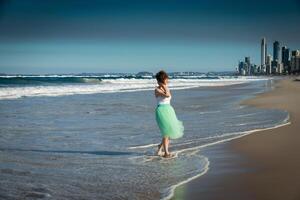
0, 76, 269, 100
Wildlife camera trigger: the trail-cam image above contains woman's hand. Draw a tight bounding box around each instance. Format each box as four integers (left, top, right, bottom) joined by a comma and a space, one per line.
159, 83, 171, 97
160, 83, 168, 93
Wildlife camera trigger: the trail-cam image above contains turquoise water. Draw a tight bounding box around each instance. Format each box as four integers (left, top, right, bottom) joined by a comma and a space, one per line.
0, 77, 289, 199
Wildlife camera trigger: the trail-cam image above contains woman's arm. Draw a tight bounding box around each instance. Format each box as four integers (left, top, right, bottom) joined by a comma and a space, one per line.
161, 84, 171, 97
155, 84, 171, 97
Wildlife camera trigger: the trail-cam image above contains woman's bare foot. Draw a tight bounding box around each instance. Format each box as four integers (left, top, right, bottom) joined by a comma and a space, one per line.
156, 144, 164, 156
163, 153, 172, 158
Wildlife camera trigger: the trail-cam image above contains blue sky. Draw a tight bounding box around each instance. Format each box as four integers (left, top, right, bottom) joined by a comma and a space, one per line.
0, 0, 300, 74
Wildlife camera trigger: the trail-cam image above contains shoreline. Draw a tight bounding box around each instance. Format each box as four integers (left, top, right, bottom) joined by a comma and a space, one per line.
172, 77, 300, 200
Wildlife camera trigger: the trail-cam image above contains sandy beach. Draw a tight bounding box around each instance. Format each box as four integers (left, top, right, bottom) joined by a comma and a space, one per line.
174, 77, 300, 200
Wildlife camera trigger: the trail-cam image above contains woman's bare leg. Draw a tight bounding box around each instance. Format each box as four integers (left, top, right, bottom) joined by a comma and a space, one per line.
162, 137, 170, 157
156, 141, 164, 155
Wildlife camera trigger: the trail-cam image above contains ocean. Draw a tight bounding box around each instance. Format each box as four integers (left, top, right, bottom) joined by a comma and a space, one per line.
0, 75, 289, 200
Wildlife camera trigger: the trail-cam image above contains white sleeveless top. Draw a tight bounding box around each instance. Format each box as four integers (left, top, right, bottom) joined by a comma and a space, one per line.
156, 94, 172, 105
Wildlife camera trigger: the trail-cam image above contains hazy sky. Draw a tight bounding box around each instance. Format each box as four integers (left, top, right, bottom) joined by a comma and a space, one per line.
0, 0, 300, 74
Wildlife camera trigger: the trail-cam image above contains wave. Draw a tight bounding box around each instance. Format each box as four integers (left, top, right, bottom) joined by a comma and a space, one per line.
0, 77, 270, 100
128, 143, 159, 150
0, 75, 270, 85
0, 76, 103, 85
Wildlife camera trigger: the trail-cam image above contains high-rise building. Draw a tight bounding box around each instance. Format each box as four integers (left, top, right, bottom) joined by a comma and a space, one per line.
281, 46, 286, 63
238, 61, 243, 74
281, 46, 290, 74
238, 61, 246, 75
266, 54, 272, 75
251, 64, 258, 74
297, 55, 300, 73
261, 37, 267, 73
277, 63, 283, 74
245, 57, 251, 75
271, 60, 278, 74
245, 57, 250, 66
272, 41, 280, 74
291, 50, 300, 73
273, 41, 280, 62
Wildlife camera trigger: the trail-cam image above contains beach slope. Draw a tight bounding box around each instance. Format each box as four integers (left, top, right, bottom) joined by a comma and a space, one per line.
230, 77, 300, 200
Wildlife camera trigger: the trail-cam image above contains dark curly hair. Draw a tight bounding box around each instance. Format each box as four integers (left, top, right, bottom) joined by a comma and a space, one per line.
155, 70, 169, 84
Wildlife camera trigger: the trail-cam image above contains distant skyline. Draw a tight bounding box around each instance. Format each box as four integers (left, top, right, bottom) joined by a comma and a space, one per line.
0, 0, 300, 74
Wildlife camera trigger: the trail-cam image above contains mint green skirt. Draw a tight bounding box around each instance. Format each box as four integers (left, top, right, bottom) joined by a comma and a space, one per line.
155, 104, 184, 139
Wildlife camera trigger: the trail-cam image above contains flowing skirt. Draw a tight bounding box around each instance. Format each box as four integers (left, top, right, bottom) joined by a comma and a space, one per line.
155, 104, 184, 139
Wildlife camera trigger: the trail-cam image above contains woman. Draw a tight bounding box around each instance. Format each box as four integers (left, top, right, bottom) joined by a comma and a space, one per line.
154, 70, 184, 158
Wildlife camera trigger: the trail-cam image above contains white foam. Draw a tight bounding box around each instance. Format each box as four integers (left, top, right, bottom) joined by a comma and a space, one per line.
198, 110, 222, 115
175, 121, 290, 155
128, 143, 159, 150
0, 77, 269, 100
161, 156, 210, 200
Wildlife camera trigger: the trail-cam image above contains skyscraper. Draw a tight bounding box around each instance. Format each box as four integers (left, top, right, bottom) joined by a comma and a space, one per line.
245, 57, 251, 75
261, 37, 267, 73
238, 61, 246, 75
281, 46, 286, 63
281, 46, 290, 74
272, 41, 280, 74
273, 41, 280, 62
266, 54, 272, 75
291, 50, 300, 73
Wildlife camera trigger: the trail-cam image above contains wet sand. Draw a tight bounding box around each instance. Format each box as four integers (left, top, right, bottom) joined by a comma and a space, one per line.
173, 77, 300, 200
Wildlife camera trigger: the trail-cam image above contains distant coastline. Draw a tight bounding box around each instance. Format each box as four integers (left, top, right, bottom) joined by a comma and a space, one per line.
0, 71, 237, 78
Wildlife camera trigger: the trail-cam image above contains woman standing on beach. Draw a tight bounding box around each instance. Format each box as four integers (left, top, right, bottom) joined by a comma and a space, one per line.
154, 70, 184, 158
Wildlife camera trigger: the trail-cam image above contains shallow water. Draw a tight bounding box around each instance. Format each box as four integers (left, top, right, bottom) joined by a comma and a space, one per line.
0, 78, 289, 199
